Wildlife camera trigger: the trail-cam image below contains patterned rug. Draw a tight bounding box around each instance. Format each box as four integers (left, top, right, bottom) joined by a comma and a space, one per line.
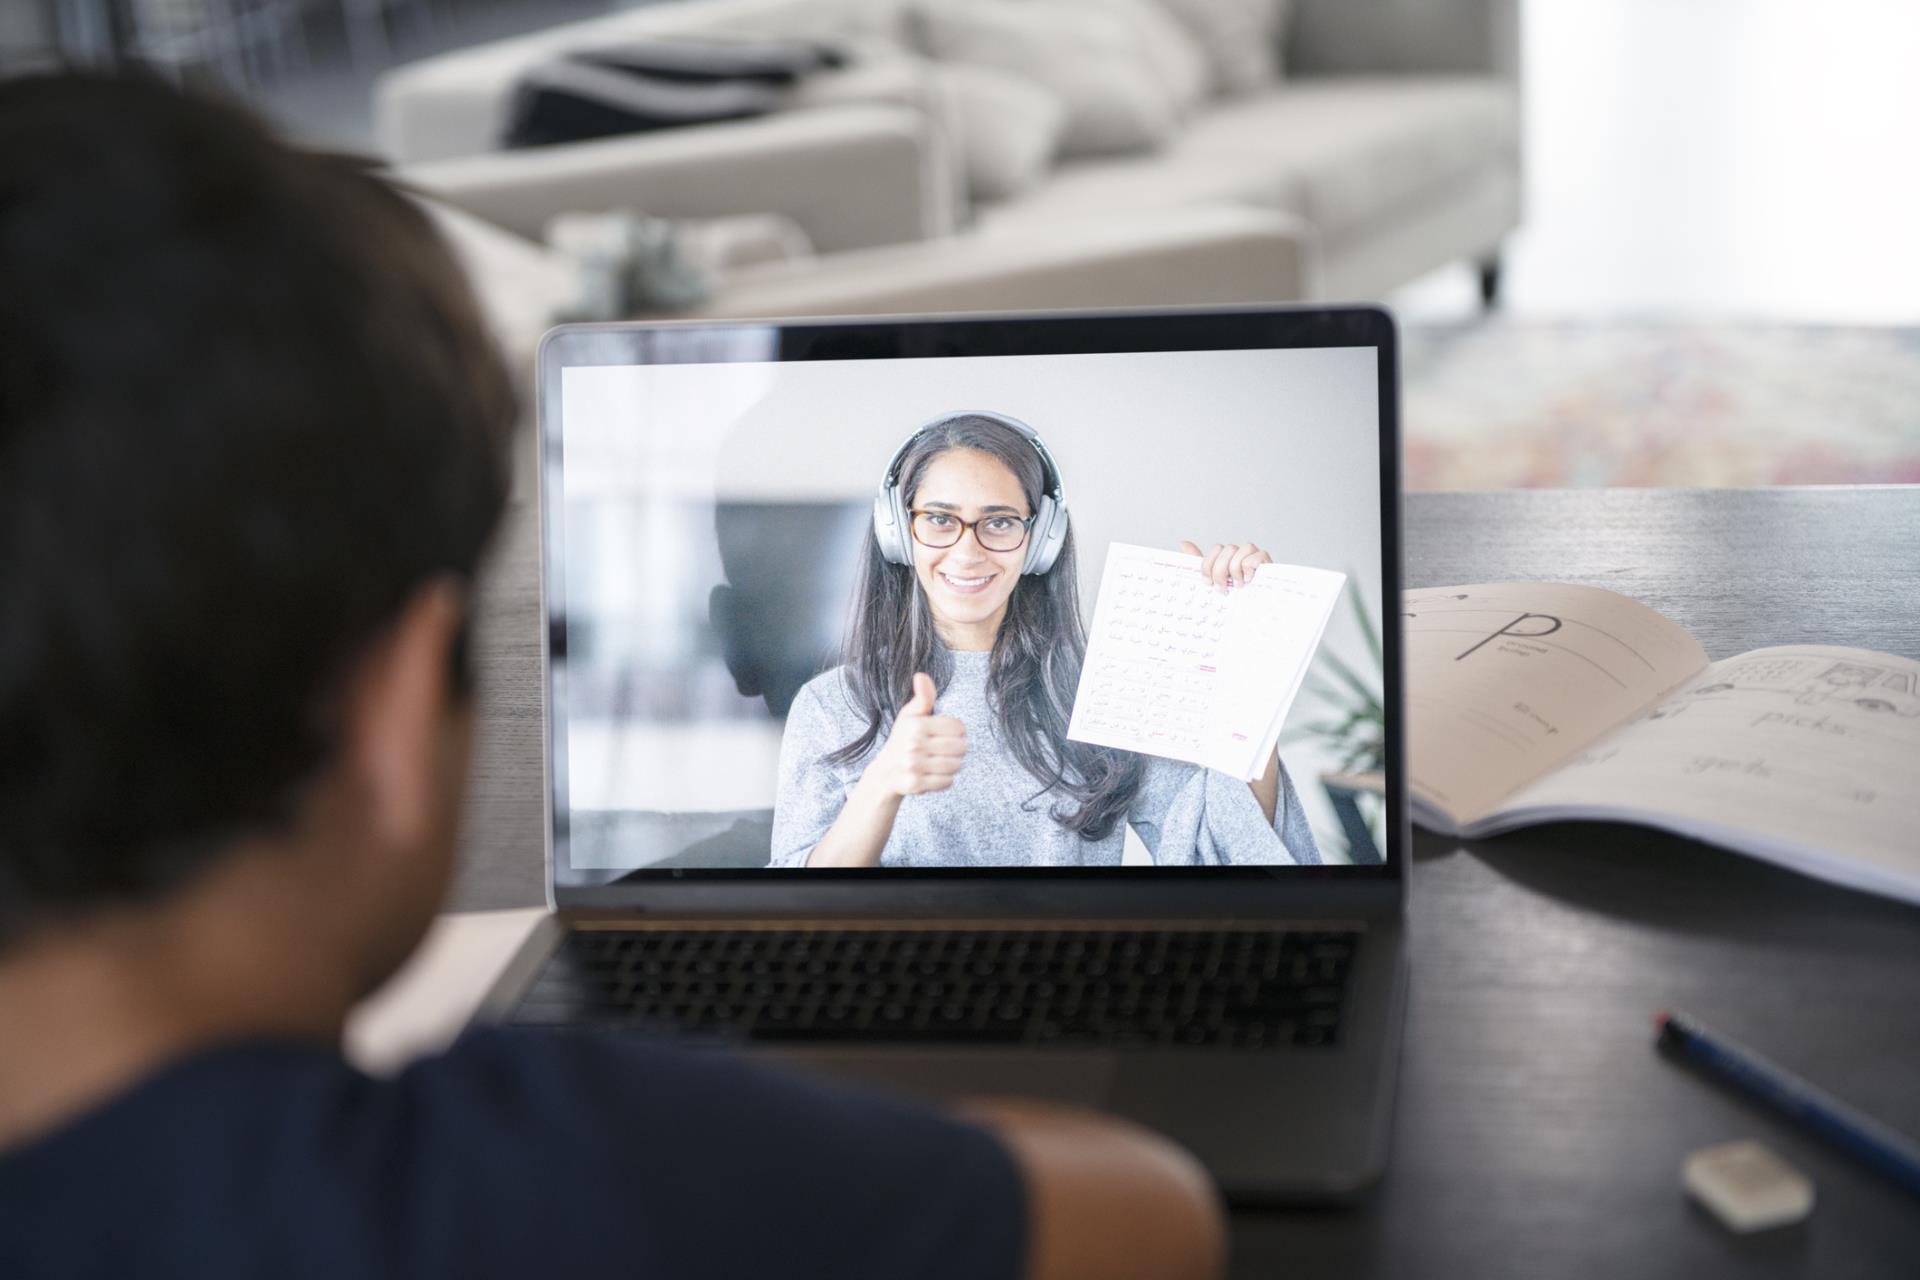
1400, 320, 1920, 489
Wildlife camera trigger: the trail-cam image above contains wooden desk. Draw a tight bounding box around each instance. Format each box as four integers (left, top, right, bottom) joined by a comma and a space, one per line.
455, 486, 1920, 1278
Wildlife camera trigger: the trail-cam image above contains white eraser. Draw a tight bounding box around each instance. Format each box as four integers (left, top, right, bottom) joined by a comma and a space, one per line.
1683, 1140, 1815, 1232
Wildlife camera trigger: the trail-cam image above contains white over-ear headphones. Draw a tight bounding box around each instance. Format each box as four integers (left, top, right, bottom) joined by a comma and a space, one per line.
871, 410, 1069, 576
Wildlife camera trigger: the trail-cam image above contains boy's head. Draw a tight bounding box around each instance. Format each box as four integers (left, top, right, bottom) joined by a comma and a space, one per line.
0, 72, 514, 984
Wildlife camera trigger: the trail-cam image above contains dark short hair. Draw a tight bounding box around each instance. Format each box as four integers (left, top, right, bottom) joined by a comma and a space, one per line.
0, 72, 515, 947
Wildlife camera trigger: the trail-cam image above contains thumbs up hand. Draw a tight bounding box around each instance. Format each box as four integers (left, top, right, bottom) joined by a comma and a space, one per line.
903, 672, 938, 718
872, 672, 969, 797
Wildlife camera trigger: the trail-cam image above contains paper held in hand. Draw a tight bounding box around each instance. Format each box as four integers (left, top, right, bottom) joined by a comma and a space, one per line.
1067, 543, 1346, 779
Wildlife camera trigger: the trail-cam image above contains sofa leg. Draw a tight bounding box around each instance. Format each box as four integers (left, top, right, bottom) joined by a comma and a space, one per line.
1476, 254, 1503, 309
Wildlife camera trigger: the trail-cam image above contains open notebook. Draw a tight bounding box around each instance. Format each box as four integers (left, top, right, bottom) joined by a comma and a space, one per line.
1407, 582, 1920, 906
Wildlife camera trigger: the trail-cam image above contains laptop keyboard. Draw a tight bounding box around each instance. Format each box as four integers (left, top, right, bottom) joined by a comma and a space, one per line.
508, 927, 1357, 1050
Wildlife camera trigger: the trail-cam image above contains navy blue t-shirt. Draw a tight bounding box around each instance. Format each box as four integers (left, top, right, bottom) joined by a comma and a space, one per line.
0, 1027, 1026, 1278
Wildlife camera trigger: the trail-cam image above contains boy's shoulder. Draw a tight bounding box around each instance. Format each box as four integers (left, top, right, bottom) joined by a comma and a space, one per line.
0, 1028, 1024, 1279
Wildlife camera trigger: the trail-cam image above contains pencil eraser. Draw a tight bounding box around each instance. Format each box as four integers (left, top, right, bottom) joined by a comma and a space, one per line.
1682, 1140, 1815, 1232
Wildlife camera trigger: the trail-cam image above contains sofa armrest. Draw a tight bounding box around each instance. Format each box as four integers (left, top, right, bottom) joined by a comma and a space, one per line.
395, 105, 959, 255
686, 206, 1320, 318
1287, 0, 1520, 80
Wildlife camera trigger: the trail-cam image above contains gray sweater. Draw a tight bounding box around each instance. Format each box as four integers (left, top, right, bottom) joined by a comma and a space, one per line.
771, 650, 1321, 868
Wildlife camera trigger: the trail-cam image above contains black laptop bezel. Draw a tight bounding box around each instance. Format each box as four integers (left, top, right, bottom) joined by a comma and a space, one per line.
538, 305, 1407, 916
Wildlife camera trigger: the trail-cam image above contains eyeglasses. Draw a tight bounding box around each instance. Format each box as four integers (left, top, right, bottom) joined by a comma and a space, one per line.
909, 509, 1034, 553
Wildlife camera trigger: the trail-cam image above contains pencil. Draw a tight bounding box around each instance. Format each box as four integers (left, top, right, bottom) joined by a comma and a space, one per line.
1655, 1010, 1920, 1199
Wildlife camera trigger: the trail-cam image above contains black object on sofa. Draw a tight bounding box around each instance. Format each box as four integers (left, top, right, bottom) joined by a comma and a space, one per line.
503, 40, 847, 149
574, 37, 846, 85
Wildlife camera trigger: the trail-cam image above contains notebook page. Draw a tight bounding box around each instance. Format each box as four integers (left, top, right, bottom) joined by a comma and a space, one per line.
1406, 582, 1709, 826
1067, 543, 1344, 779
1493, 646, 1920, 899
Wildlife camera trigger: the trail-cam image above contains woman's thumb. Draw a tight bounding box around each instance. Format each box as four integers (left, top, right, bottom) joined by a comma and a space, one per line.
902, 672, 937, 716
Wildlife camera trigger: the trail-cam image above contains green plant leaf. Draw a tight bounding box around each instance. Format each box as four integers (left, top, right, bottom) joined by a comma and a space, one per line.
1284, 577, 1388, 771
1301, 675, 1346, 705
1328, 709, 1368, 740
1316, 649, 1383, 716
1341, 739, 1384, 773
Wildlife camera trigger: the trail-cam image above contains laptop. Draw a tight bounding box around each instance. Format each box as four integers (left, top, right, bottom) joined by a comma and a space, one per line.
478, 305, 1409, 1202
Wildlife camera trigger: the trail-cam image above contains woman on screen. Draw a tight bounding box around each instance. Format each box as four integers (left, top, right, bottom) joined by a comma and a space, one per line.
770, 411, 1321, 868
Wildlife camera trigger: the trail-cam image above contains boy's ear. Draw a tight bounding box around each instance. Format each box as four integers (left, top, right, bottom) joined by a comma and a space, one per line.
341, 578, 469, 850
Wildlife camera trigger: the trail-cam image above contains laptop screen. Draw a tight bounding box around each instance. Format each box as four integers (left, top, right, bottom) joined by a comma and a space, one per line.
541, 310, 1400, 894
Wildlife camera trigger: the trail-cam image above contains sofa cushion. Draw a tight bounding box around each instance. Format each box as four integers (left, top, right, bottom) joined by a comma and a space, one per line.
781, 44, 972, 214
788, 47, 1064, 203
977, 77, 1517, 240
1078, 0, 1213, 117
906, 0, 1179, 158
933, 64, 1067, 201
975, 147, 1292, 227
1178, 77, 1517, 232
784, 43, 950, 129
1155, 0, 1291, 97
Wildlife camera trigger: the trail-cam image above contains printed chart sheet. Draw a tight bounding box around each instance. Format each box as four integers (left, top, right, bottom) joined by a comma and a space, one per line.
1068, 543, 1345, 779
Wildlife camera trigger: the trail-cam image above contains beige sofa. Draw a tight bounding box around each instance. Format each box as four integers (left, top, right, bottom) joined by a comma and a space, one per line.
380, 0, 1520, 327
427, 195, 1320, 377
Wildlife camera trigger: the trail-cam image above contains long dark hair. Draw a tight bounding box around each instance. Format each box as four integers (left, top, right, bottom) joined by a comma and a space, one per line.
826, 414, 1143, 839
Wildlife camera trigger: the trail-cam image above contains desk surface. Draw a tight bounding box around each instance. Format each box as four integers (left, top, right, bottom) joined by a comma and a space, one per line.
456, 486, 1920, 1279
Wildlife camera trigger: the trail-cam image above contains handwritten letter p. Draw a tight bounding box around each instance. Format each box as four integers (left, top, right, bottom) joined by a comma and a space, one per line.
1455, 612, 1563, 662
